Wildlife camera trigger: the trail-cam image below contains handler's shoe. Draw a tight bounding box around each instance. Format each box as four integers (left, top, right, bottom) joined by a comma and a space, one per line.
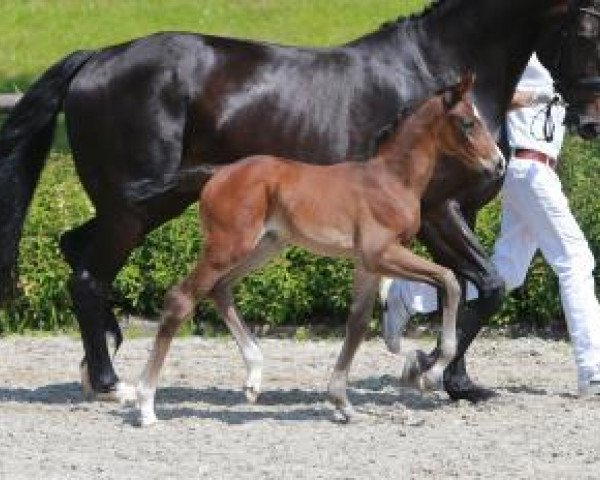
578, 374, 600, 397
380, 278, 411, 354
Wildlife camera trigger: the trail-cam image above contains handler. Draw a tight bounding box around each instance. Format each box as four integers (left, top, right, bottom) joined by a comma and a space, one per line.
380, 54, 600, 396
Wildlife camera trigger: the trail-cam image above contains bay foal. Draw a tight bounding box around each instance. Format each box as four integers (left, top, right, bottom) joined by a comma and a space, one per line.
136, 75, 504, 425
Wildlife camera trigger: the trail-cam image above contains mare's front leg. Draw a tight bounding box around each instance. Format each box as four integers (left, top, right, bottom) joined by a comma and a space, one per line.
328, 266, 379, 422
418, 199, 504, 401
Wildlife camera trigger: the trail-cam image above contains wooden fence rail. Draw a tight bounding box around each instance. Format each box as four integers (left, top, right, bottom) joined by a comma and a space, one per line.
0, 93, 22, 113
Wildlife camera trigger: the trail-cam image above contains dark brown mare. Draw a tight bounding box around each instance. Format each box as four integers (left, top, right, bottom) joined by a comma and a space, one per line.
1, 0, 599, 404
136, 78, 505, 425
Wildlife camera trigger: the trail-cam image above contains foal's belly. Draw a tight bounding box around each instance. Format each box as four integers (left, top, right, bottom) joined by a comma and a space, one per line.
264, 213, 356, 259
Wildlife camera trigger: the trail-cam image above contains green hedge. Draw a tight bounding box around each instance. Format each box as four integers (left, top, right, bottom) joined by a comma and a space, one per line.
0, 137, 598, 333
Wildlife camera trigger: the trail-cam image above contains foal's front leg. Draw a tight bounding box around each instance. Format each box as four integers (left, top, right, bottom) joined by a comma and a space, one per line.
211, 284, 264, 403
211, 234, 284, 403
374, 244, 460, 390
328, 266, 379, 422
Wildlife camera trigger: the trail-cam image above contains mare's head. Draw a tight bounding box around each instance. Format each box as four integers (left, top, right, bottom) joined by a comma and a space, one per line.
537, 0, 600, 139
433, 75, 505, 176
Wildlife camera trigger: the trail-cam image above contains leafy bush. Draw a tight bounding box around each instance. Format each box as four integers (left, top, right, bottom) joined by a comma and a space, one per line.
0, 137, 598, 334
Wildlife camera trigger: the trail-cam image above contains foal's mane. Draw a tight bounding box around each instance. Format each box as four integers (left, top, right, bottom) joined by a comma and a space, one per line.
368, 90, 454, 158
368, 97, 432, 157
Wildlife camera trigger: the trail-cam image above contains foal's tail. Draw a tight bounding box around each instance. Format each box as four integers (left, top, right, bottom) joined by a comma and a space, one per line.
0, 50, 95, 304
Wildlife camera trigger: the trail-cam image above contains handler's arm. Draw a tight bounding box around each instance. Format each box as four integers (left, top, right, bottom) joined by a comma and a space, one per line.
509, 91, 536, 110
509, 90, 555, 110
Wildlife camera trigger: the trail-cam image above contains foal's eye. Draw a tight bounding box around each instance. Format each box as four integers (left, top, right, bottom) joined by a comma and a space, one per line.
459, 118, 475, 135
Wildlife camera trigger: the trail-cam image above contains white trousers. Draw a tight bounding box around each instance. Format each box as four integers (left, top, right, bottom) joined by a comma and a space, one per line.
391, 157, 600, 382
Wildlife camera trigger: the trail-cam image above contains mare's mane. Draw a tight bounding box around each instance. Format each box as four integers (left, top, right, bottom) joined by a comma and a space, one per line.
378, 0, 457, 30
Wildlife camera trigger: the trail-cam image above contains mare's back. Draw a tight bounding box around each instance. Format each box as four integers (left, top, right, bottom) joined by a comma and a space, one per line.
66, 31, 410, 173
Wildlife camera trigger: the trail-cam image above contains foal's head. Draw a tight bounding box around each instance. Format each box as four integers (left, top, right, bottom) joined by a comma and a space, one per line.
376, 74, 505, 176
434, 75, 504, 175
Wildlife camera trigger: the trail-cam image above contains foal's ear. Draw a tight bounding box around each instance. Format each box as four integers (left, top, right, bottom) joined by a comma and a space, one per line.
443, 73, 476, 109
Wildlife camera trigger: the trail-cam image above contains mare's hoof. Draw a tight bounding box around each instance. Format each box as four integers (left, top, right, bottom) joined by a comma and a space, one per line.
243, 385, 261, 404
79, 360, 136, 404
91, 382, 138, 404
445, 375, 498, 403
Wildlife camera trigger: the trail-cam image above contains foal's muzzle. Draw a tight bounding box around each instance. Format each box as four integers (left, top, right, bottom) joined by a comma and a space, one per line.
484, 146, 506, 178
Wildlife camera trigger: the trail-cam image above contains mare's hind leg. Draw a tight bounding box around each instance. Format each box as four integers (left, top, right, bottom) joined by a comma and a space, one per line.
211, 234, 285, 403
61, 215, 145, 402
328, 266, 379, 422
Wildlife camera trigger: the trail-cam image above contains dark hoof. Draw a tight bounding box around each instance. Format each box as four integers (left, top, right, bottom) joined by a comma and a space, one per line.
445, 375, 498, 403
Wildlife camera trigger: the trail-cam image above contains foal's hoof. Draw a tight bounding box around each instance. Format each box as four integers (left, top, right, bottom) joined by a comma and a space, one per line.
327, 394, 359, 424
138, 412, 159, 428
399, 349, 433, 390
243, 385, 261, 404
332, 404, 360, 424
420, 366, 445, 392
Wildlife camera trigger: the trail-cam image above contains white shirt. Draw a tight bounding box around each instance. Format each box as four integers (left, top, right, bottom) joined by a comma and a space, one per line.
507, 54, 566, 159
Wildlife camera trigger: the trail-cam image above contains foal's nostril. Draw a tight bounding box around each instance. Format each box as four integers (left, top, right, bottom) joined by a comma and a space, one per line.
495, 156, 506, 176
493, 147, 506, 177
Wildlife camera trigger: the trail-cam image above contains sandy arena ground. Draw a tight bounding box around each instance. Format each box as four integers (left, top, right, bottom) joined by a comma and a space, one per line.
0, 334, 599, 479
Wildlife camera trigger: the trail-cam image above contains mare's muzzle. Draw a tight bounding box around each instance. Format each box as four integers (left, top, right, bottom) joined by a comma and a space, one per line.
564, 78, 600, 140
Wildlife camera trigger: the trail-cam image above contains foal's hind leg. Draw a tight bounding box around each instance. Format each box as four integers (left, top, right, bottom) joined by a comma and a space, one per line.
328, 266, 379, 422
136, 262, 221, 426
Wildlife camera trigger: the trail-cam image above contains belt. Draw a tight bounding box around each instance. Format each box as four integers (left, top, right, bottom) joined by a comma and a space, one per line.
514, 148, 557, 169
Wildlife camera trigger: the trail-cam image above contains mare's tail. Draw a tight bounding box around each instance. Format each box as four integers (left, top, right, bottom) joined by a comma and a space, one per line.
0, 50, 95, 304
